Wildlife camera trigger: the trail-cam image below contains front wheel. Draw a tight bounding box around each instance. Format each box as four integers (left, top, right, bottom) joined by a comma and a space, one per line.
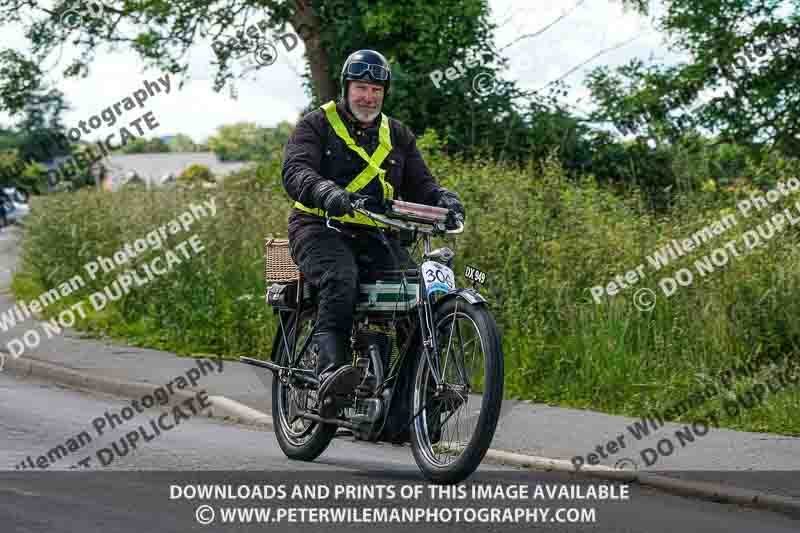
410, 297, 504, 483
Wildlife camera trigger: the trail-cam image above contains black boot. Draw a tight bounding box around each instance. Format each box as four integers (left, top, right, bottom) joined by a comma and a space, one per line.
312, 331, 360, 418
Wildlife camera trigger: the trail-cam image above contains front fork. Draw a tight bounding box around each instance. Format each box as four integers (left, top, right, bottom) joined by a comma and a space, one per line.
416, 239, 444, 390
417, 290, 442, 386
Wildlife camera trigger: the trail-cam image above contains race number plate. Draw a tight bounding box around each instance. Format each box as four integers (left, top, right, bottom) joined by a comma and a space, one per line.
421, 261, 456, 296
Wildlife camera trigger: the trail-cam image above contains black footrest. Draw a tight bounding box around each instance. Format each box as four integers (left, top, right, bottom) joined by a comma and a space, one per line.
239, 356, 282, 373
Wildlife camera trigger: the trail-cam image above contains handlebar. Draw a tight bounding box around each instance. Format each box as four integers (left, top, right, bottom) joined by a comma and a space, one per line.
350, 198, 464, 235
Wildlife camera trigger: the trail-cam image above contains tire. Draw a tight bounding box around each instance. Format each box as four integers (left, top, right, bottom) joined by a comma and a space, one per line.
271, 308, 337, 461
410, 297, 504, 484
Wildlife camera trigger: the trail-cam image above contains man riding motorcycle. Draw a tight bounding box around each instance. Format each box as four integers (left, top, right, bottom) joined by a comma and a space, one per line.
281, 49, 465, 416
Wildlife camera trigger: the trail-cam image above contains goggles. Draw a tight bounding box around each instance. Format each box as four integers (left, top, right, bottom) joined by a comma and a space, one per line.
346, 61, 390, 82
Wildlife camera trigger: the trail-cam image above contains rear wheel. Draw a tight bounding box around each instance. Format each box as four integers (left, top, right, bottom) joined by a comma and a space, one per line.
410, 297, 504, 483
271, 308, 337, 461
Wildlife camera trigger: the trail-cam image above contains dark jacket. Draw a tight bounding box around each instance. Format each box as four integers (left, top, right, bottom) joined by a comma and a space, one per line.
282, 98, 447, 232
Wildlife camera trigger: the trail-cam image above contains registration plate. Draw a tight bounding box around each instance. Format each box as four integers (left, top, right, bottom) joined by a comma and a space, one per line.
421, 261, 456, 296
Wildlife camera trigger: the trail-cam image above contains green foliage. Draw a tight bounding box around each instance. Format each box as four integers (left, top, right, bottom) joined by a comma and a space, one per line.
14, 85, 69, 161
118, 137, 171, 154
0, 127, 23, 152
1, 0, 799, 189
12, 186, 282, 357
0, 148, 51, 193
3, 0, 800, 434
178, 164, 215, 185
222, 160, 284, 195
18, 160, 50, 194
0, 49, 43, 114
13, 150, 800, 435
601, 1, 800, 155
207, 121, 292, 162
0, 0, 573, 166
306, 0, 563, 164
0, 149, 25, 187
166, 133, 201, 152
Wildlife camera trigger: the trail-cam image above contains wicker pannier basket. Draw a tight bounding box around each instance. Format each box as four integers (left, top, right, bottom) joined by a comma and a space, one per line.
264, 237, 300, 284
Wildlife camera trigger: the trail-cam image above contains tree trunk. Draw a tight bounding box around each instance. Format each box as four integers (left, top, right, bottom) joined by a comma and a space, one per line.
291, 0, 336, 102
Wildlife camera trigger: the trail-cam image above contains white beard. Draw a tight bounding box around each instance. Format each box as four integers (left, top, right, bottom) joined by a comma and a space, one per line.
350, 104, 380, 124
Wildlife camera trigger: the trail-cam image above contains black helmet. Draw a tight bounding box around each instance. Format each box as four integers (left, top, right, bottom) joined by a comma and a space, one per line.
340, 49, 392, 101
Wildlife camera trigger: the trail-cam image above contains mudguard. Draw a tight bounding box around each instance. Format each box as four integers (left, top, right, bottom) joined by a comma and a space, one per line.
435, 287, 488, 307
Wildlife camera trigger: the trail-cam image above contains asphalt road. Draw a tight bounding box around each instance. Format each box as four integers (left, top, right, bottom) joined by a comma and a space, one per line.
1, 372, 798, 533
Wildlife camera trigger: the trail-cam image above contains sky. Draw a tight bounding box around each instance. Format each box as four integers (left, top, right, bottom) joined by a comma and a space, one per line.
0, 0, 683, 144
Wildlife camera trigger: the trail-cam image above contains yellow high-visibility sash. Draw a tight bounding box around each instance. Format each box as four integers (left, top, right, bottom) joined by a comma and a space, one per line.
294, 100, 394, 227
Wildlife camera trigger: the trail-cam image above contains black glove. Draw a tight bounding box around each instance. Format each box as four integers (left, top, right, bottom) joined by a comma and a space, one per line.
436, 190, 465, 224
360, 194, 388, 214
323, 188, 357, 218
311, 180, 356, 217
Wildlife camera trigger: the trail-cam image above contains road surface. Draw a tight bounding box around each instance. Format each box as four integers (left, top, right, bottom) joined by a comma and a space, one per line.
1, 371, 798, 532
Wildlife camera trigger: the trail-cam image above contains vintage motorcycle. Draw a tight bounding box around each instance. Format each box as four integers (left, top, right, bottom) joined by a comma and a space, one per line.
241, 198, 503, 484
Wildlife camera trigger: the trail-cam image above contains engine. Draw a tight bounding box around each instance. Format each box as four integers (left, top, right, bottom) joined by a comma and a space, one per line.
349, 329, 395, 440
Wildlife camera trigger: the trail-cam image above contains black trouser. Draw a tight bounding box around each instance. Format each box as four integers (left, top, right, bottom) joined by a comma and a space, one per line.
288, 218, 414, 336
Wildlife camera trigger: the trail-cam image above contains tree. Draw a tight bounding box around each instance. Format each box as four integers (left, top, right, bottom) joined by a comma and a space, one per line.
207, 122, 264, 161
167, 133, 200, 153
0, 149, 25, 187
0, 149, 49, 193
258, 120, 293, 162
118, 137, 170, 154
0, 127, 23, 153
18, 160, 51, 194
594, 1, 800, 154
14, 85, 70, 162
0, 0, 543, 162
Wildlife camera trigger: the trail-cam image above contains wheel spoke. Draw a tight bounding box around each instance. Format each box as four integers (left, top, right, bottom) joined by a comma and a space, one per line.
442, 400, 458, 454
437, 316, 473, 450
277, 312, 321, 444
411, 302, 503, 479
441, 304, 459, 382
453, 319, 471, 386
428, 324, 476, 461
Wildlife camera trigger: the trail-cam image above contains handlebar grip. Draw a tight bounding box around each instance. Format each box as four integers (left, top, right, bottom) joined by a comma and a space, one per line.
445, 219, 465, 234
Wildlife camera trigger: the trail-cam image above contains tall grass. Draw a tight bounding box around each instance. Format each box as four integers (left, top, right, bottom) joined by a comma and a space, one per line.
11, 150, 800, 435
